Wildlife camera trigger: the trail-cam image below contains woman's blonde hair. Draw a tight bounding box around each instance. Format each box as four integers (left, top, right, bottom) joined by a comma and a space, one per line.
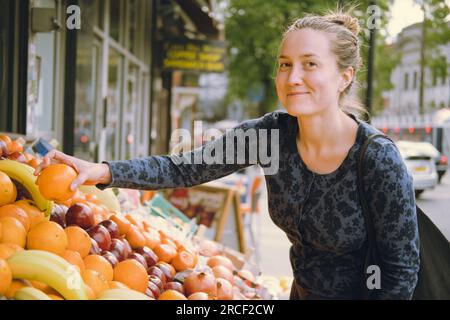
280, 9, 369, 120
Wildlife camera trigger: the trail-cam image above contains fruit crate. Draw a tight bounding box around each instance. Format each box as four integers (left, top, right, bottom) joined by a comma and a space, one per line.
146, 193, 198, 237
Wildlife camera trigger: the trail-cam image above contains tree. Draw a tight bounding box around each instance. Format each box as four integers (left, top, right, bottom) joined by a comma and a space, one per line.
416, 0, 450, 113
224, 0, 395, 118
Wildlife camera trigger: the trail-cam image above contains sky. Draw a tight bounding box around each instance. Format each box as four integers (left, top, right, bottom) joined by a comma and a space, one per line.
386, 0, 423, 42
387, 0, 450, 42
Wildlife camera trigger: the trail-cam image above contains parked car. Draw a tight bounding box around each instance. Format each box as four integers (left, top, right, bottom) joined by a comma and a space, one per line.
396, 141, 439, 198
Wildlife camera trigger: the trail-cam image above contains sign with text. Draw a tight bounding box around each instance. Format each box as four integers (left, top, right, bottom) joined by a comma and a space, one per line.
162, 39, 226, 73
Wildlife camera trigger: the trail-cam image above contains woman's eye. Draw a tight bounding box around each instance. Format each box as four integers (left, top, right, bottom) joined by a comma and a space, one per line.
279, 62, 291, 69
305, 61, 317, 69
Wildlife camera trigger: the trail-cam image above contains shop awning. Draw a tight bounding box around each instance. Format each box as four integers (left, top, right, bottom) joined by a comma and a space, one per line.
173, 0, 219, 37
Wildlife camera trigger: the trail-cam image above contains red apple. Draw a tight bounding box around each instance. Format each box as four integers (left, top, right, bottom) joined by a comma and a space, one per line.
121, 238, 132, 259
87, 225, 111, 252
128, 252, 148, 270
101, 251, 119, 268
109, 239, 126, 261
147, 281, 161, 299
89, 238, 101, 255
99, 220, 120, 239
66, 203, 95, 229
147, 266, 166, 284
50, 204, 67, 228
164, 282, 185, 295
148, 275, 164, 291
145, 287, 155, 299
156, 262, 174, 282
134, 247, 158, 268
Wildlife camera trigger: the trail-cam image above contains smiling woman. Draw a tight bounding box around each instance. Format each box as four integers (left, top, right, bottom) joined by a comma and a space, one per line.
34, 8, 420, 301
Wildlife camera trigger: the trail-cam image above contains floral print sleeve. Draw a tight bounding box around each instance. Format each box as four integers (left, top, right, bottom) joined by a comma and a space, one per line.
363, 138, 420, 299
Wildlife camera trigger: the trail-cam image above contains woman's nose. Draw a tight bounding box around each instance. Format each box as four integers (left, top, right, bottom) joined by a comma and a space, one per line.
287, 65, 305, 86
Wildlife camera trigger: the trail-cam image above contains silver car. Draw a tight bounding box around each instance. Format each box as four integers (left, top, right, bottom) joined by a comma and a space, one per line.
396, 141, 439, 198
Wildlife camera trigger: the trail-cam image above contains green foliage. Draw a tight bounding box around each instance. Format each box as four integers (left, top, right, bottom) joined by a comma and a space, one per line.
423, 0, 450, 82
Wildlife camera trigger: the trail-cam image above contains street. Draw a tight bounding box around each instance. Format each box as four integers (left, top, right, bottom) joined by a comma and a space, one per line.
416, 172, 450, 240
256, 171, 450, 279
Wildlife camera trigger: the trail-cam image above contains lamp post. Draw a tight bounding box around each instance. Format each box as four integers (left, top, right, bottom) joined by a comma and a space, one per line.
365, 0, 377, 123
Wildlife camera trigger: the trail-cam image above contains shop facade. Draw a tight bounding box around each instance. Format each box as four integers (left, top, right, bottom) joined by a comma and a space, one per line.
1, 0, 221, 161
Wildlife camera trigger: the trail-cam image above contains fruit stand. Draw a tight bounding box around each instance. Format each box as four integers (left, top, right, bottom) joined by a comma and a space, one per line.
0, 134, 282, 300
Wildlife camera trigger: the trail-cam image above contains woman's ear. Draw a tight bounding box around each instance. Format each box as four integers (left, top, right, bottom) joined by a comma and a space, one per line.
339, 67, 354, 92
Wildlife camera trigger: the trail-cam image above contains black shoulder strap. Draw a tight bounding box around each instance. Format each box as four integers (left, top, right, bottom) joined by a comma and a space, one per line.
357, 133, 395, 298
357, 133, 395, 243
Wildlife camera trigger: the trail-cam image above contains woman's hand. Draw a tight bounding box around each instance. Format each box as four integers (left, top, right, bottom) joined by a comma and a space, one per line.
34, 150, 112, 191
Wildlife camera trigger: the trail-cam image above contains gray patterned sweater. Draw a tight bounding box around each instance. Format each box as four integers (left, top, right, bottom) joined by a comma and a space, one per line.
97, 111, 420, 299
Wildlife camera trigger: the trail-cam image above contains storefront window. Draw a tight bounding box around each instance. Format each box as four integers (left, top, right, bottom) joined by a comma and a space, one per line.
128, 0, 138, 54
34, 32, 56, 133
109, 0, 121, 42
105, 49, 122, 161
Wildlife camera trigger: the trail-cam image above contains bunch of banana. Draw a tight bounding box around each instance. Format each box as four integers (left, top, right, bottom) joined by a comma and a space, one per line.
96, 288, 152, 300
6, 250, 88, 300
13, 287, 52, 300
0, 159, 53, 216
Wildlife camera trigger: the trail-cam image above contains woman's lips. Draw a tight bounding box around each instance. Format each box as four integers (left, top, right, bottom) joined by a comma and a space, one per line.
287, 92, 309, 97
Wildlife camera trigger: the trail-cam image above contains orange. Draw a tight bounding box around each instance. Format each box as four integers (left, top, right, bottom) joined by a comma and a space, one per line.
27, 221, 68, 255
8, 141, 23, 154
29, 280, 52, 294
37, 164, 78, 202
0, 135, 12, 145
158, 289, 188, 300
0, 259, 12, 295
14, 199, 45, 228
4, 280, 29, 299
0, 171, 17, 206
153, 243, 177, 264
172, 250, 197, 272
84, 284, 96, 300
0, 243, 23, 260
143, 229, 161, 249
83, 254, 114, 282
126, 225, 146, 249
0, 217, 27, 247
64, 226, 92, 258
110, 214, 131, 236
108, 281, 129, 290
113, 259, 148, 293
61, 250, 85, 273
0, 204, 30, 231
81, 269, 109, 298
124, 214, 140, 227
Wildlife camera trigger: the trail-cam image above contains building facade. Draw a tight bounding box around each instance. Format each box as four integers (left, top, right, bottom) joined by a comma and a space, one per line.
0, 0, 223, 162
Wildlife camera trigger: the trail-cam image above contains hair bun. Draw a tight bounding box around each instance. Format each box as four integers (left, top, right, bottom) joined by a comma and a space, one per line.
325, 13, 360, 37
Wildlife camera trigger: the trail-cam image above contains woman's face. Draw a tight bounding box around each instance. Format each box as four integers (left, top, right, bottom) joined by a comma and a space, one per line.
275, 28, 352, 117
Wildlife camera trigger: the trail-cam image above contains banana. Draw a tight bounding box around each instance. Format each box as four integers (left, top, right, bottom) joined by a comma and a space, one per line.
0, 159, 53, 216
6, 250, 88, 300
13, 287, 52, 300
96, 288, 153, 300
79, 185, 121, 212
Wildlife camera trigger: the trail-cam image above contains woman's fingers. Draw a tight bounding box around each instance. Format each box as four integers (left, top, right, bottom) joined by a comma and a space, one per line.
34, 150, 79, 176
70, 172, 89, 191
